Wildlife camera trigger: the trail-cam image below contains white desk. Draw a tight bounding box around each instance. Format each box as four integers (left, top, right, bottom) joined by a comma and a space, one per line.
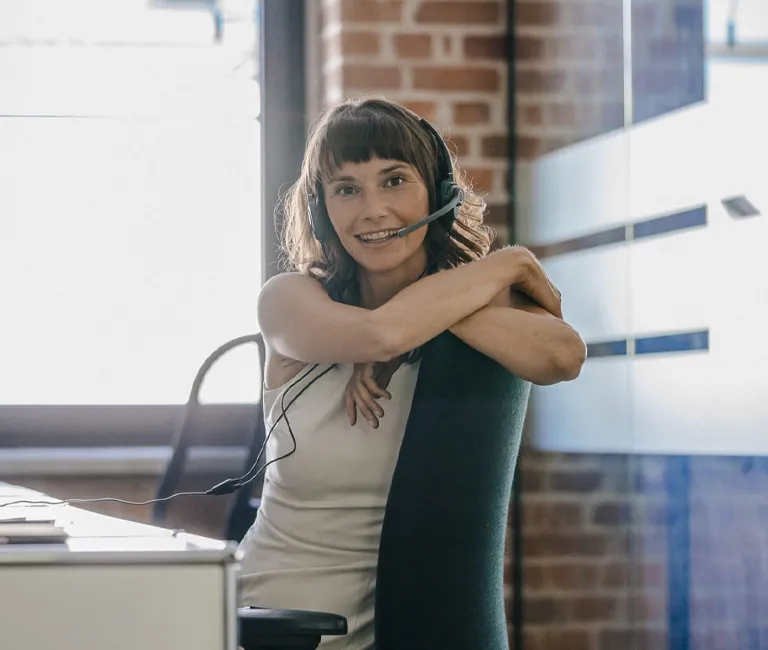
0, 483, 240, 650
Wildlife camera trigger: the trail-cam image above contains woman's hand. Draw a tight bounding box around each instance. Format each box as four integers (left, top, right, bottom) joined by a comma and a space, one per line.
344, 358, 408, 428
345, 362, 391, 428
501, 246, 562, 319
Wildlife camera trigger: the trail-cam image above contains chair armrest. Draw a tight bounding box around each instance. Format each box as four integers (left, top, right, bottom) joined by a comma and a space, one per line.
238, 606, 347, 650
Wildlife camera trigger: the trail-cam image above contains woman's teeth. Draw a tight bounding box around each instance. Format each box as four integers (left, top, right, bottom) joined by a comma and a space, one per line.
357, 230, 398, 243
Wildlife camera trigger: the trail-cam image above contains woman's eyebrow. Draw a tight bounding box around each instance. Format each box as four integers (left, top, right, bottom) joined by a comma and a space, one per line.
379, 164, 408, 175
326, 164, 410, 183
327, 174, 357, 183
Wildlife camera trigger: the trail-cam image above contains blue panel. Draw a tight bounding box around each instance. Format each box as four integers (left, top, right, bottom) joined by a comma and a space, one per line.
632, 206, 708, 239
635, 330, 709, 355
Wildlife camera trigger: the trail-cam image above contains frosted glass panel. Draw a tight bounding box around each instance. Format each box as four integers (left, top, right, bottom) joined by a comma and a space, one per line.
522, 34, 768, 455
527, 132, 629, 244
543, 248, 631, 344
530, 358, 631, 453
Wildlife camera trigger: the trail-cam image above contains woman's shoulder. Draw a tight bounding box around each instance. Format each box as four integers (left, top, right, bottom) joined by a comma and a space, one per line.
257, 272, 336, 391
259, 271, 323, 296
257, 272, 328, 319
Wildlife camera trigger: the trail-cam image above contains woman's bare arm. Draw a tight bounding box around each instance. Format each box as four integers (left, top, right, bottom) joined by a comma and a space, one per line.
257, 246, 560, 366
449, 289, 586, 385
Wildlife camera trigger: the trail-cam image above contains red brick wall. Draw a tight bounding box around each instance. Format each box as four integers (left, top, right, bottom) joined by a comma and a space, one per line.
514, 0, 625, 160
513, 450, 670, 650
516, 451, 768, 650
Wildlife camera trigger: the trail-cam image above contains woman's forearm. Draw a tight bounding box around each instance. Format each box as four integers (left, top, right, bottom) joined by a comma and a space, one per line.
372, 247, 519, 359
449, 303, 586, 384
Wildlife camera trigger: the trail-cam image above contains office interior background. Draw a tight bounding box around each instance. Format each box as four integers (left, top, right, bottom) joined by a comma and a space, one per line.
2, 0, 767, 648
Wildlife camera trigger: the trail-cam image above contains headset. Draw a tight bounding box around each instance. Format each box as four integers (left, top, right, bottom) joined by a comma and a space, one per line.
307, 118, 465, 244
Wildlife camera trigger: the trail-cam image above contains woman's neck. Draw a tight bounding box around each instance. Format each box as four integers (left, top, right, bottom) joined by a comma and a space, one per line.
358, 248, 428, 310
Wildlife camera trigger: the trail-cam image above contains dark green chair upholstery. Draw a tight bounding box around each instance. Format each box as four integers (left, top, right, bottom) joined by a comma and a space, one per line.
375, 331, 530, 650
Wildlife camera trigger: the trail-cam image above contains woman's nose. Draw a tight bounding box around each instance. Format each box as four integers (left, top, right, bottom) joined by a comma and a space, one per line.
358, 188, 388, 219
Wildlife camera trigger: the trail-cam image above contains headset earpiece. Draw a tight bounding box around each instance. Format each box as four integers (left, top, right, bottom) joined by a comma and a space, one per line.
437, 179, 464, 233
418, 118, 463, 235
308, 186, 333, 243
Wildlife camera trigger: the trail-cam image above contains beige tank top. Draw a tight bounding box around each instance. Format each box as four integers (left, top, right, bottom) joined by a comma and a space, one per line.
237, 360, 421, 650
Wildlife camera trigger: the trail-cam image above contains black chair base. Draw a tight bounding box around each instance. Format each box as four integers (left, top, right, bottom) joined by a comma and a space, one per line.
238, 606, 347, 650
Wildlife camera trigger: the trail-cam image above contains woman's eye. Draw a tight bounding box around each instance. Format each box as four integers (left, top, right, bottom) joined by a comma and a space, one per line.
385, 176, 405, 188
336, 185, 357, 196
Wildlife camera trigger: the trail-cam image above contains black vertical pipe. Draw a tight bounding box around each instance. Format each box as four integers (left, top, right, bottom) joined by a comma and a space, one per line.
506, 0, 524, 648
259, 0, 307, 282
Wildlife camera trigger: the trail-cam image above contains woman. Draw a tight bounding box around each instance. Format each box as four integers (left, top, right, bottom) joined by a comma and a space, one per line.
238, 97, 586, 648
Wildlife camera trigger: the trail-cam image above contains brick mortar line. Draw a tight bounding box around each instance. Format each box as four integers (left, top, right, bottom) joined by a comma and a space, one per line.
515, 61, 625, 70
328, 58, 508, 69
327, 23, 508, 36
515, 26, 625, 37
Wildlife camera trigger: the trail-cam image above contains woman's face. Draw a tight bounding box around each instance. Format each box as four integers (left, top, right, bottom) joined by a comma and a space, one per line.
322, 157, 430, 274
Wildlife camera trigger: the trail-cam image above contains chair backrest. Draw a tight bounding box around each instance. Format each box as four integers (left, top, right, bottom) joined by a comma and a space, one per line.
226, 398, 268, 542
154, 333, 267, 540
375, 331, 530, 650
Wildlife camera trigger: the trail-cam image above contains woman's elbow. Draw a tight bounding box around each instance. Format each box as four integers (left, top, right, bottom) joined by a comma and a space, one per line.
536, 331, 587, 385
554, 331, 587, 382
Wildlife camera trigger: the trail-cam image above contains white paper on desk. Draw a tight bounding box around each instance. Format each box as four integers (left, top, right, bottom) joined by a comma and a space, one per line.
0, 522, 68, 544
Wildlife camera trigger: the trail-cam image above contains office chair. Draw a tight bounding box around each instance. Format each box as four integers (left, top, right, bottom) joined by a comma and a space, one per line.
238, 330, 530, 650
154, 333, 266, 537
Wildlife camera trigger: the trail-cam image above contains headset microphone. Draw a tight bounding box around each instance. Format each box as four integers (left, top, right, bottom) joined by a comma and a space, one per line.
396, 188, 465, 238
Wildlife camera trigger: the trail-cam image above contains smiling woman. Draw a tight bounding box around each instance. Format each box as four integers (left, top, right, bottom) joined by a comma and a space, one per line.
238, 96, 585, 650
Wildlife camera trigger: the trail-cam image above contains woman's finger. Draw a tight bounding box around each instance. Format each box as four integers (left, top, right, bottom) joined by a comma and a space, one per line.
345, 384, 357, 426
354, 385, 380, 428
356, 365, 385, 416
519, 267, 561, 319
356, 381, 383, 419
362, 366, 391, 400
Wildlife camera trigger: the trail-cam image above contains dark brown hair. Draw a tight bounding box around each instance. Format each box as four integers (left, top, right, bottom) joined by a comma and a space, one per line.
277, 97, 495, 306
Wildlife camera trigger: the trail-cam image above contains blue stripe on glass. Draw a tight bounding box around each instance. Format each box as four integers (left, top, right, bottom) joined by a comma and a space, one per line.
632, 205, 707, 239
585, 330, 709, 359
534, 205, 709, 259
635, 330, 709, 355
